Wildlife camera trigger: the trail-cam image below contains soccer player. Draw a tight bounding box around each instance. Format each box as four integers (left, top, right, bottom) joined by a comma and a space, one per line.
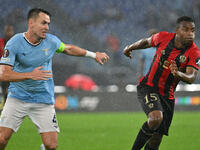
0, 8, 109, 150
123, 16, 200, 150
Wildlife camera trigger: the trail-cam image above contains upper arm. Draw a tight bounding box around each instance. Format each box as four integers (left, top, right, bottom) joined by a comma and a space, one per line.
56, 42, 65, 53
49, 34, 64, 53
56, 42, 82, 56
179, 49, 200, 83
187, 49, 200, 70
62, 44, 72, 55
0, 38, 17, 66
185, 50, 200, 81
59, 43, 75, 55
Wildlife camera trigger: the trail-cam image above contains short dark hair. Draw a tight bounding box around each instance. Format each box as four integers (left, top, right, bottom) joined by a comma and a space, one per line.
176, 16, 194, 28
27, 8, 51, 20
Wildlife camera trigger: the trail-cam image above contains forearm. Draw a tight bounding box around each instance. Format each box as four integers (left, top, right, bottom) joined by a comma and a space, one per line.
175, 71, 196, 84
127, 38, 152, 51
0, 70, 32, 82
63, 44, 87, 56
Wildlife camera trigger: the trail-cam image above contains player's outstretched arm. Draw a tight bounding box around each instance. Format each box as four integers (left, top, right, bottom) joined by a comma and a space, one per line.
123, 37, 152, 59
62, 44, 109, 65
169, 61, 198, 84
0, 65, 52, 82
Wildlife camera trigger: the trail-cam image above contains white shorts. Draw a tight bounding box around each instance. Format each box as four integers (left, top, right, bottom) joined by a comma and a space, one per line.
0, 98, 60, 133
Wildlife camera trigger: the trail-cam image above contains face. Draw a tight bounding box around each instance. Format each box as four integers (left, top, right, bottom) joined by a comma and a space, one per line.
29, 12, 50, 39
176, 21, 195, 46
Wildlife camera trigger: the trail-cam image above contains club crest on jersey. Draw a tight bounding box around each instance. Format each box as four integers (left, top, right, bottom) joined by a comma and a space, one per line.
179, 55, 186, 63
42, 48, 49, 56
3, 49, 9, 58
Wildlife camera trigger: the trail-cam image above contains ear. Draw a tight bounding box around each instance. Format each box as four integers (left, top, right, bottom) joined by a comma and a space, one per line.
28, 18, 34, 27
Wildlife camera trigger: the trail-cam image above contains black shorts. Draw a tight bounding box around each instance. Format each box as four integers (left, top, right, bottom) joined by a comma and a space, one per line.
137, 85, 175, 136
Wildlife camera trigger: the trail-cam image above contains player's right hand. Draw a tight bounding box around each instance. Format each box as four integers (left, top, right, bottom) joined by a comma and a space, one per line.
95, 52, 110, 65
123, 45, 132, 59
30, 66, 53, 80
169, 60, 178, 76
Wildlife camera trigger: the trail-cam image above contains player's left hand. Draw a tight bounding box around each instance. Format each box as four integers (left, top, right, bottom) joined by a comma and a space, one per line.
95, 52, 110, 65
169, 60, 178, 76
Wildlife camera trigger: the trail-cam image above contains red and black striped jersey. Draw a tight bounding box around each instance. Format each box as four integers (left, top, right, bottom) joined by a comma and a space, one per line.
139, 31, 200, 99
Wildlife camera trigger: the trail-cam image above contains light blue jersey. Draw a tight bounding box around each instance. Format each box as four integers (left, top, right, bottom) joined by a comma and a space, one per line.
0, 33, 64, 104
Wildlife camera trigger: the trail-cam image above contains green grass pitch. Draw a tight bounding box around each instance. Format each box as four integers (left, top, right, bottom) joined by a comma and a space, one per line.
6, 112, 200, 150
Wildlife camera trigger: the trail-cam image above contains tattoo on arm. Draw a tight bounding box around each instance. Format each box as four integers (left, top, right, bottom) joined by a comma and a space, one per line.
129, 37, 152, 50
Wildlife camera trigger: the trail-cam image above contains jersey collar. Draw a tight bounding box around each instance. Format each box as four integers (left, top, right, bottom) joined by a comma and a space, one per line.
23, 32, 42, 46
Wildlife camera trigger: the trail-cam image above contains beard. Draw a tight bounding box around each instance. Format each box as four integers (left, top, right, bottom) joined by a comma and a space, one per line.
182, 39, 193, 47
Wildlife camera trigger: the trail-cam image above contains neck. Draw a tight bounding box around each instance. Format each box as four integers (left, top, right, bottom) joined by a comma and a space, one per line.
174, 35, 184, 49
25, 31, 42, 45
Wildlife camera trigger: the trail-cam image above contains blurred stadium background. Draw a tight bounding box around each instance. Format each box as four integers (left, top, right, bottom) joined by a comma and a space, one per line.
1, 0, 199, 111
1, 0, 200, 149
1, 0, 200, 85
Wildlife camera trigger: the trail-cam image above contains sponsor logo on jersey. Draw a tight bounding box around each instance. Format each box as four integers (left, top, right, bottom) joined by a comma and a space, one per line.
1, 58, 10, 62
